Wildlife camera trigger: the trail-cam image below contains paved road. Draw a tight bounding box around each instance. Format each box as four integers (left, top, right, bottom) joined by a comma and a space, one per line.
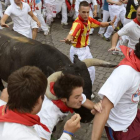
36, 19, 124, 140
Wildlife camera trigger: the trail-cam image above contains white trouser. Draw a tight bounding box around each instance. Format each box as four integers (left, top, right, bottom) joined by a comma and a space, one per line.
56, 0, 68, 24
104, 5, 126, 38
36, 1, 49, 32
98, 10, 110, 34
44, 3, 56, 25
70, 46, 95, 84
116, 18, 132, 50
0, 1, 3, 29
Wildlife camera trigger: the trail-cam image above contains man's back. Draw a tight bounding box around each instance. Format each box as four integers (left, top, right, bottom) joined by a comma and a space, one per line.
99, 65, 140, 131
0, 122, 41, 140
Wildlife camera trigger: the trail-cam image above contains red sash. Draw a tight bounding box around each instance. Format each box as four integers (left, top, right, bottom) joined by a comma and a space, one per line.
0, 105, 50, 132
133, 18, 140, 26
50, 82, 74, 113
118, 45, 140, 72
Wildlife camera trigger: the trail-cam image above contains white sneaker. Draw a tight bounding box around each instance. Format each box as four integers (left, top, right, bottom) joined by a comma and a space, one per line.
61, 22, 68, 25
112, 51, 123, 56
44, 30, 49, 36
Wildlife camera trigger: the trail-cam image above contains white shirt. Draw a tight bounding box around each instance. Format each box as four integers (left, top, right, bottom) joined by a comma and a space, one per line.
5, 2, 32, 38
0, 99, 72, 140
98, 65, 140, 131
118, 20, 140, 49
35, 94, 86, 140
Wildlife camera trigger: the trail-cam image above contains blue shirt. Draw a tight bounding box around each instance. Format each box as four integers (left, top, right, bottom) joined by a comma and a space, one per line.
103, 0, 109, 11
35, 0, 41, 4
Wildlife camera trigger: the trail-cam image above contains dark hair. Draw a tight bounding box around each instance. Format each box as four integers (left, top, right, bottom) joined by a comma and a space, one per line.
134, 38, 140, 59
79, 1, 89, 9
53, 74, 84, 100
7, 66, 47, 113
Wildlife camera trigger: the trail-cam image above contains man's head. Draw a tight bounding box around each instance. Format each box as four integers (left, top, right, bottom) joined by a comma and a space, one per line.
7, 66, 47, 114
54, 74, 84, 109
79, 1, 90, 21
14, 0, 22, 5
135, 38, 140, 59
136, 6, 140, 22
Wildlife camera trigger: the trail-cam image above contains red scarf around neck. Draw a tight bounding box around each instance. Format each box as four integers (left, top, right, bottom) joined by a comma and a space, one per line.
50, 82, 73, 113
118, 45, 140, 72
0, 105, 50, 132
76, 15, 88, 26
133, 18, 140, 26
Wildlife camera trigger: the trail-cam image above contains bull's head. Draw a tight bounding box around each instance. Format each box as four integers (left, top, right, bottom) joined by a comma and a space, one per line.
46, 56, 116, 123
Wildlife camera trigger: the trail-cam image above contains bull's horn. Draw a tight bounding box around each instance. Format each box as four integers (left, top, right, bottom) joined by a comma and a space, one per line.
83, 58, 117, 68
46, 71, 63, 100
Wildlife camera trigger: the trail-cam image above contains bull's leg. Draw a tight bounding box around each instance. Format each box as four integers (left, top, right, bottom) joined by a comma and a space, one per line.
0, 79, 4, 91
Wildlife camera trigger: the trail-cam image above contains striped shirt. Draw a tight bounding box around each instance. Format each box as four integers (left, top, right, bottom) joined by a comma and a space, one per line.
69, 15, 100, 48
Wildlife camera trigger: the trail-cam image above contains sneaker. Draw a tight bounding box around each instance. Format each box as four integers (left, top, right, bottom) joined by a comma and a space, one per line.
61, 22, 68, 25
103, 36, 110, 41
112, 51, 123, 56
98, 33, 104, 38
44, 30, 49, 36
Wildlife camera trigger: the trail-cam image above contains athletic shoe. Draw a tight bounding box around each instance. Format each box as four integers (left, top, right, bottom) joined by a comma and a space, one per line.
98, 33, 104, 38
103, 36, 110, 41
61, 22, 68, 25
44, 30, 49, 36
112, 51, 123, 56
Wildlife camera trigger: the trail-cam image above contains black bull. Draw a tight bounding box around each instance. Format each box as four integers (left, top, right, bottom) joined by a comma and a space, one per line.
0, 29, 116, 123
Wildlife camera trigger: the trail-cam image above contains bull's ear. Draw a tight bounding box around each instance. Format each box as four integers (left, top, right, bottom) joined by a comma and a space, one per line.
73, 55, 81, 64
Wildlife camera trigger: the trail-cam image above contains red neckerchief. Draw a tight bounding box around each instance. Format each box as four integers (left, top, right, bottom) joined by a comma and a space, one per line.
0, 105, 50, 132
50, 82, 74, 113
133, 18, 140, 26
75, 15, 88, 26
118, 45, 140, 72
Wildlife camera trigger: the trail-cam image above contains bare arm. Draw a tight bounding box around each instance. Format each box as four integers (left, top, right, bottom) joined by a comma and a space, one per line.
108, 32, 120, 51
82, 99, 102, 113
91, 96, 113, 140
28, 11, 41, 27
0, 14, 9, 28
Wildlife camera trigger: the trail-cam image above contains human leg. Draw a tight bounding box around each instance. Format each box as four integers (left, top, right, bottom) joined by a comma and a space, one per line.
98, 10, 110, 35
36, 1, 50, 35
104, 5, 120, 39
61, 0, 68, 25
70, 46, 95, 84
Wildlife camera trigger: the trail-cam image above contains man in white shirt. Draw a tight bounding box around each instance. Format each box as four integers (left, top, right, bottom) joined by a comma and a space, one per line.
35, 74, 102, 140
91, 41, 140, 140
109, 6, 140, 52
0, 66, 81, 140
0, 0, 40, 38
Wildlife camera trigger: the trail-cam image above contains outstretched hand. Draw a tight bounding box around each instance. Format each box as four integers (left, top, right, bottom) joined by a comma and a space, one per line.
60, 38, 77, 45
1, 23, 9, 28
108, 46, 120, 51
